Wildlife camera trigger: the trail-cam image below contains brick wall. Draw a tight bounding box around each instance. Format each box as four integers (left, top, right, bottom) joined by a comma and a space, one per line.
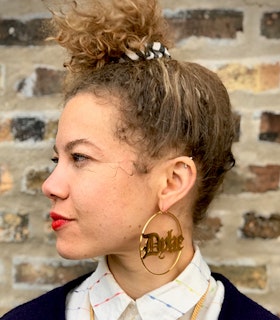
0, 0, 280, 317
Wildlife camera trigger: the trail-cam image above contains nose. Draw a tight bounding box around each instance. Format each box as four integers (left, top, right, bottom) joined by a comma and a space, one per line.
42, 165, 69, 200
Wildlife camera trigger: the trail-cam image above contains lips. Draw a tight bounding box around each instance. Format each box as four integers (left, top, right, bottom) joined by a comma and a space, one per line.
50, 212, 73, 231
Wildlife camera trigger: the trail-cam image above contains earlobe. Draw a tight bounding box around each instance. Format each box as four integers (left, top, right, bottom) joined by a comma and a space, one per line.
158, 156, 197, 212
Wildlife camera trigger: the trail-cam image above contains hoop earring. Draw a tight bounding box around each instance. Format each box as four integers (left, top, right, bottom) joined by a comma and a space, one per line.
139, 211, 184, 275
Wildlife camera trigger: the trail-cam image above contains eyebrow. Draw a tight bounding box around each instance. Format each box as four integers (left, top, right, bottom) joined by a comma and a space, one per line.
53, 139, 103, 154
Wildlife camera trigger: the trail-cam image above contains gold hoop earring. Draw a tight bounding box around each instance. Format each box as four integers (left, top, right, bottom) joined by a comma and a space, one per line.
139, 211, 184, 275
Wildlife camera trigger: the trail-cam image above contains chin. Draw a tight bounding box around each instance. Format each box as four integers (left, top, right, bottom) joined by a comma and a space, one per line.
56, 243, 80, 260
56, 243, 97, 260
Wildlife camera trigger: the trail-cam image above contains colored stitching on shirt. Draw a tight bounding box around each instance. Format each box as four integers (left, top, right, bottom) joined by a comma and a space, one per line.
190, 261, 208, 280
66, 306, 91, 312
148, 294, 184, 316
93, 291, 125, 308
73, 272, 112, 293
89, 272, 112, 290
175, 279, 201, 296
66, 249, 224, 319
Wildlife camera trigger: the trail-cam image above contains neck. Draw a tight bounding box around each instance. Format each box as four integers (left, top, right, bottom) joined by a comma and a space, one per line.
107, 239, 194, 299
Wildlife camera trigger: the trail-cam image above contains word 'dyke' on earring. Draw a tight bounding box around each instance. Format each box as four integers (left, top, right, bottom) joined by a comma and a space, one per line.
139, 211, 184, 275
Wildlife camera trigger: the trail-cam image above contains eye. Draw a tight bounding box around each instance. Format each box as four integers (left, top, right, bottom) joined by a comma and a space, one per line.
71, 153, 89, 164
51, 156, 59, 164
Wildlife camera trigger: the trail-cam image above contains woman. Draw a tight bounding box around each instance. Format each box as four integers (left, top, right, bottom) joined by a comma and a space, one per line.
2, 0, 278, 319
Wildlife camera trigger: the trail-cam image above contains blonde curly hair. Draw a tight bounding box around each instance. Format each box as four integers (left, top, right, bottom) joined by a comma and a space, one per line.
46, 0, 171, 70
45, 0, 236, 225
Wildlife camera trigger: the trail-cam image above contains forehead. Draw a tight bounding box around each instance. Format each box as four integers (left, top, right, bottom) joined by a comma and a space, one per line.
62, 92, 116, 123
56, 93, 135, 158
57, 93, 118, 141
59, 93, 117, 137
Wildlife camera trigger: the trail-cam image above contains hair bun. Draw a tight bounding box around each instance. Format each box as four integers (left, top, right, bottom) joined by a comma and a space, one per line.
45, 0, 171, 71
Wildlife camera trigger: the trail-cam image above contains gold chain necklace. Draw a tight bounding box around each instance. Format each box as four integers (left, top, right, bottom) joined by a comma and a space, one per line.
89, 281, 210, 320
190, 281, 210, 320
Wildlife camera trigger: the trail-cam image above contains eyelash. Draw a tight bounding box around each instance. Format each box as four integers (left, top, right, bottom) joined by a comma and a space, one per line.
72, 153, 89, 163
51, 156, 58, 164
51, 153, 90, 166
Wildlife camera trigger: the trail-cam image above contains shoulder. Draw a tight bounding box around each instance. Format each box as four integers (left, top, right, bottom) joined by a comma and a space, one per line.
1, 273, 91, 320
212, 273, 279, 320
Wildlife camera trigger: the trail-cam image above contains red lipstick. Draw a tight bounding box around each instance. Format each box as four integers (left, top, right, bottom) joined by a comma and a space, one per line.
50, 212, 73, 231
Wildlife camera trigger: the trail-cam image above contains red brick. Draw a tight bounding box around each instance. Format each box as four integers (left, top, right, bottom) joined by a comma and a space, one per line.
17, 67, 64, 97
0, 119, 12, 142
241, 211, 280, 239
259, 63, 280, 91
261, 11, 280, 39
166, 10, 243, 41
0, 165, 13, 194
245, 165, 280, 193
0, 212, 29, 242
33, 68, 64, 96
23, 167, 51, 195
217, 63, 280, 92
14, 259, 96, 288
11, 117, 45, 142
0, 18, 49, 46
259, 112, 280, 143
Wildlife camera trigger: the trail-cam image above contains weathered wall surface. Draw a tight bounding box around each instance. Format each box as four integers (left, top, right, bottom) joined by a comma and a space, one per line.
0, 0, 279, 317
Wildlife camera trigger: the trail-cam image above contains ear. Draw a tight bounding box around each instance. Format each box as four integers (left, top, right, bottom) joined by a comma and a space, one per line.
158, 156, 197, 212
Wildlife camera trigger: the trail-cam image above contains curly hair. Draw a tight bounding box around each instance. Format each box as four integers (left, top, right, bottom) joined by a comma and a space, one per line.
45, 0, 236, 225
46, 0, 171, 70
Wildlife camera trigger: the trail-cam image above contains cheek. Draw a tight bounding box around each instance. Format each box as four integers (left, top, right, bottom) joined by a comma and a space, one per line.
72, 174, 120, 211
73, 172, 153, 229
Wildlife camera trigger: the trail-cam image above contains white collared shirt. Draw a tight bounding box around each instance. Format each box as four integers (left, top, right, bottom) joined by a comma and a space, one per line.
66, 247, 224, 320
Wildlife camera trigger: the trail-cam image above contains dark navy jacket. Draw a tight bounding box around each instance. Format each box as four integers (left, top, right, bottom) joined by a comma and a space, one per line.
1, 273, 279, 319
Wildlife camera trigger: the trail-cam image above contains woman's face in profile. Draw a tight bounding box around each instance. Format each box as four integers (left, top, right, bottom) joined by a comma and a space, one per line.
42, 93, 158, 260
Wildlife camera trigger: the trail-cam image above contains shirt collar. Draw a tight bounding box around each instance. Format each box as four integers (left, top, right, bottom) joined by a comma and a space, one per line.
88, 246, 211, 320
